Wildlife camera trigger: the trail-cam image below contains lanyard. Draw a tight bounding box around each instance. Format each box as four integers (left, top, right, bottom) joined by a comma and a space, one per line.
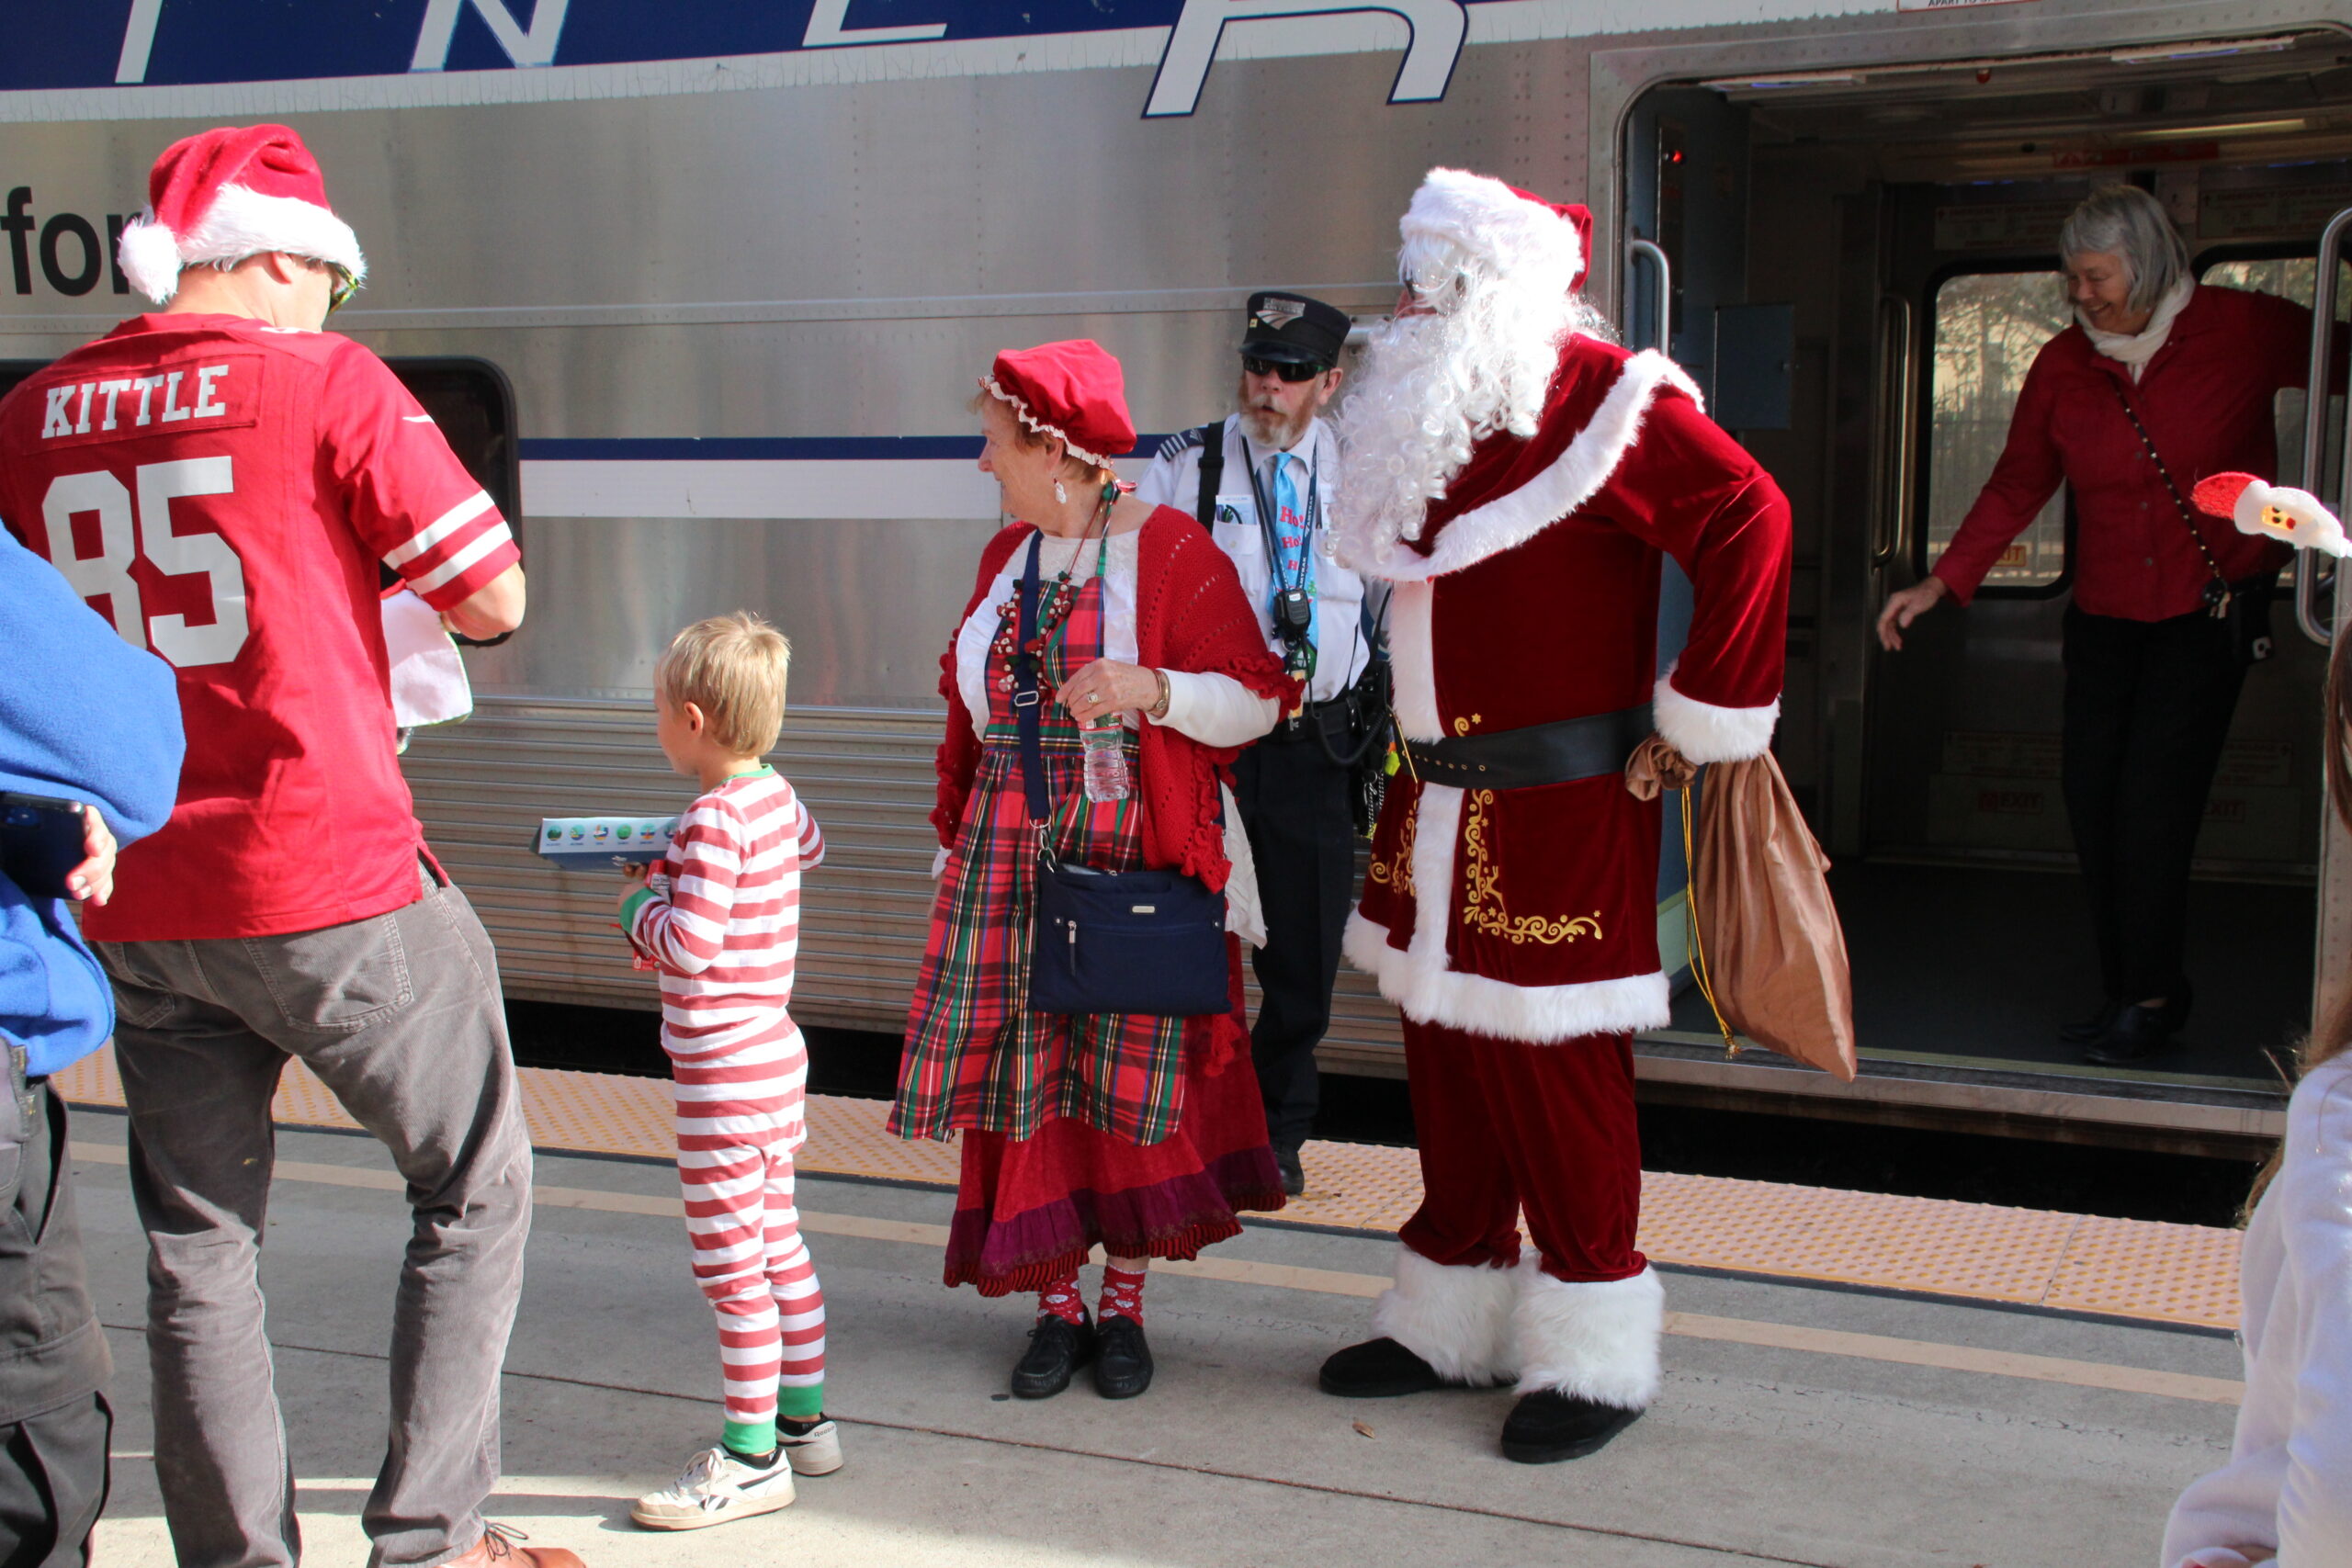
1241, 435, 1318, 603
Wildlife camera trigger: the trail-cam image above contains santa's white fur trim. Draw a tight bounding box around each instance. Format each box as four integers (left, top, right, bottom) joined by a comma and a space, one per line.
1511, 1260, 1664, 1409
119, 182, 368, 305
1402, 168, 1582, 297
1340, 781, 1674, 1043
977, 375, 1111, 468
1387, 580, 1442, 742
1654, 666, 1779, 764
1353, 350, 1701, 584
1371, 1245, 1518, 1386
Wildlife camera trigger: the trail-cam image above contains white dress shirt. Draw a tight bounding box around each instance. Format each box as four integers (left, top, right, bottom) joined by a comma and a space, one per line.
1136, 413, 1374, 705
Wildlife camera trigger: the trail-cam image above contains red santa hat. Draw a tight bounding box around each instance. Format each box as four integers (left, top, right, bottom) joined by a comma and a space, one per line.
1399, 168, 1593, 294
978, 340, 1136, 468
2192, 470, 2351, 558
117, 124, 367, 306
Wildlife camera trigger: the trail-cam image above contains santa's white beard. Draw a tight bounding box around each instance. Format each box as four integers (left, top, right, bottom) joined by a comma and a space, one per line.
1331, 284, 1610, 572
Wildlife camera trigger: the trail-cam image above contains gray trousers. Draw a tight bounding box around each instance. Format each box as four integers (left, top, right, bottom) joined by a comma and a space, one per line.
97, 864, 532, 1568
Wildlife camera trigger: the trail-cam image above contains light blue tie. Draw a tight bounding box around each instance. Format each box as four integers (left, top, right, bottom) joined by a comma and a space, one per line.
1271, 453, 1318, 668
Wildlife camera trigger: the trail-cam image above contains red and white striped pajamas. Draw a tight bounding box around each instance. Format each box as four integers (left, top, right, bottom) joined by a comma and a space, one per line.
626, 769, 829, 1435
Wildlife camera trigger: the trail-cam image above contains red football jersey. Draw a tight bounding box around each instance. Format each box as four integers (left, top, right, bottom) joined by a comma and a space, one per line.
0, 313, 519, 941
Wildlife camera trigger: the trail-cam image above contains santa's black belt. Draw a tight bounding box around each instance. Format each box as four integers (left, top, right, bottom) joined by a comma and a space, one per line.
1405, 704, 1654, 791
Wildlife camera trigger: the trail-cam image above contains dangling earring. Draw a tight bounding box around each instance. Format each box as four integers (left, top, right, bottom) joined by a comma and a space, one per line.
1054, 479, 1069, 504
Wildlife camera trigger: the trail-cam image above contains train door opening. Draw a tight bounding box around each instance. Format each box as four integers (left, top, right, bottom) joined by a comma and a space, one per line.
1623, 31, 2352, 1105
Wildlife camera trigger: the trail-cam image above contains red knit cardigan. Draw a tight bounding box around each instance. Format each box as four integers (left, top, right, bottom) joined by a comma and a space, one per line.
930, 506, 1299, 891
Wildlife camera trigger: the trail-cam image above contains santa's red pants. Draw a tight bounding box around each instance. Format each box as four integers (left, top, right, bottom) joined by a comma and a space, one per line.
1396, 1018, 1646, 1284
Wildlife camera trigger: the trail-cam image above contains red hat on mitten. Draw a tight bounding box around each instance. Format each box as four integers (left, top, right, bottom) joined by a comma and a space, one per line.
117, 124, 367, 305
1401, 168, 1592, 294
979, 341, 1136, 468
2193, 470, 2352, 558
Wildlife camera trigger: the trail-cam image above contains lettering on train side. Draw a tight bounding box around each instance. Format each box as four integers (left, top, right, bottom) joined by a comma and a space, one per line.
1, 190, 133, 298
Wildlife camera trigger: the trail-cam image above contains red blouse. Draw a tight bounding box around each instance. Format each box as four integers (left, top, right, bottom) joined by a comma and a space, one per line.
1931, 284, 2308, 622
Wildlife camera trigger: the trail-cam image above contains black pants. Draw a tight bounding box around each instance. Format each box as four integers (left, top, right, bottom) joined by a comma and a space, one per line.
2060, 604, 2246, 1006
1233, 716, 1358, 1152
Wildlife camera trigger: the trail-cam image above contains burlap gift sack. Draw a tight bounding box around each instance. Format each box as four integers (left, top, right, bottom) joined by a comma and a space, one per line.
1627, 739, 1857, 1081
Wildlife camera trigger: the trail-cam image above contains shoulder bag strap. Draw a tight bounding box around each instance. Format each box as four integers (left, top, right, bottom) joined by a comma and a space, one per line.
1012, 532, 1053, 828
1194, 421, 1224, 530
2109, 380, 2233, 616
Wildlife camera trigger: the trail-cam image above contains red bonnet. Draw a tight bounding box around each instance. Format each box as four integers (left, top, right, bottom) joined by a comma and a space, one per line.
980, 340, 1136, 468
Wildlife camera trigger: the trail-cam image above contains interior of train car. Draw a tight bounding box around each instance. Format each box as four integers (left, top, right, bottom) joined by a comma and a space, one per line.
1618, 28, 2352, 1134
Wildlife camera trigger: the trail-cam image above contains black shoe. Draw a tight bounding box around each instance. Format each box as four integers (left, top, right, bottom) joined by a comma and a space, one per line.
1274, 1146, 1306, 1198
1011, 1312, 1095, 1399
1318, 1337, 1492, 1398
1093, 1314, 1154, 1399
2165, 977, 2196, 1032
2059, 999, 2120, 1044
2082, 1003, 2177, 1066
1499, 1390, 1643, 1464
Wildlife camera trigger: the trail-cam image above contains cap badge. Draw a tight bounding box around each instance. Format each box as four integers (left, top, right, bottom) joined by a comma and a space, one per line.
1253, 297, 1306, 329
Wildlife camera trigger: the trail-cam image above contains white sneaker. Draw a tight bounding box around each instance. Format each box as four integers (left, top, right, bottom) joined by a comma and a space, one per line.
630, 1447, 796, 1531
779, 1418, 843, 1476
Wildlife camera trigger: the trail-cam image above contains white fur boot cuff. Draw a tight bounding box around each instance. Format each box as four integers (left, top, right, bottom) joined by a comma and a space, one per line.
1510, 1260, 1665, 1410
1370, 1247, 1518, 1386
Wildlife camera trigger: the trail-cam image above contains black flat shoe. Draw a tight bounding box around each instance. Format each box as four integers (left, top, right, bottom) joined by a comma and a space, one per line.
1318, 1337, 1493, 1398
1011, 1312, 1095, 1399
2082, 1003, 2177, 1066
2059, 999, 2120, 1044
1093, 1314, 1154, 1399
1499, 1390, 1643, 1464
1274, 1146, 1306, 1198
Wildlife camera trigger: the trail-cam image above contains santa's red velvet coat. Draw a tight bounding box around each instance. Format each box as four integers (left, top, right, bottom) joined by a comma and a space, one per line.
1344, 335, 1793, 1043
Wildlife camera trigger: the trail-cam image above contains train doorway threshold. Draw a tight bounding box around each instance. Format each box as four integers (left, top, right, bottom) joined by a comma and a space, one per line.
1634, 861, 2297, 1156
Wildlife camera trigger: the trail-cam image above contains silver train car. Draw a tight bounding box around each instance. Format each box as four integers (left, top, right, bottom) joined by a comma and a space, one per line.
4, 0, 2350, 1156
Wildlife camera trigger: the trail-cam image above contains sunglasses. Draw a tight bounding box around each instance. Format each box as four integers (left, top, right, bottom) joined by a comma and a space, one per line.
1241, 355, 1327, 383
306, 257, 358, 314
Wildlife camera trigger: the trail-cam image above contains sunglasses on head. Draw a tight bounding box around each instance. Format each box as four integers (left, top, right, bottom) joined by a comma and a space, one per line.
1241, 355, 1327, 383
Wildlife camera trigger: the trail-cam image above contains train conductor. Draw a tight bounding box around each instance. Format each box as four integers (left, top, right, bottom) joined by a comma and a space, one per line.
1137, 292, 1373, 1197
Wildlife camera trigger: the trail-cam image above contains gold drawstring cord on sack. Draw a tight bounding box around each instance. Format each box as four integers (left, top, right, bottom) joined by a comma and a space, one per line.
1679, 782, 1738, 1057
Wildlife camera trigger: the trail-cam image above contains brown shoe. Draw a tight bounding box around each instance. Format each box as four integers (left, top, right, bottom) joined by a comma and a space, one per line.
440, 1525, 585, 1568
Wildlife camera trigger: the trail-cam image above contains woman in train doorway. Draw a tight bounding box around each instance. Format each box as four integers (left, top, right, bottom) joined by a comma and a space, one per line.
894, 340, 1295, 1401
1876, 184, 2312, 1066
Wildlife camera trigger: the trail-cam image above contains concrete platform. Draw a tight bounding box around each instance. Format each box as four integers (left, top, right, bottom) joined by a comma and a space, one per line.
67, 1113, 2243, 1568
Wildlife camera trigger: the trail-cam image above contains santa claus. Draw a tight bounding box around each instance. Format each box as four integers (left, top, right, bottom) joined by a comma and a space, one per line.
1317, 169, 1792, 1462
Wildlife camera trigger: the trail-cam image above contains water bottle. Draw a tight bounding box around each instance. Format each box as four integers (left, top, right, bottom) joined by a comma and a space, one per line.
1081, 716, 1130, 802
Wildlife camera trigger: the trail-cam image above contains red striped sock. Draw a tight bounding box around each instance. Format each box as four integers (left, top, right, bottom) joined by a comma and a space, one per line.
1038, 1271, 1085, 1325
1098, 1263, 1147, 1324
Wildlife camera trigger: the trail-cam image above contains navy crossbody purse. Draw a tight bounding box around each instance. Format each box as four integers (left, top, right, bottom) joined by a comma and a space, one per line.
1011, 532, 1231, 1018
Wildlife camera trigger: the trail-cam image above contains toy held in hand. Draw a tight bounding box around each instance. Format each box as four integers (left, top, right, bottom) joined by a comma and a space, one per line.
2191, 471, 2351, 558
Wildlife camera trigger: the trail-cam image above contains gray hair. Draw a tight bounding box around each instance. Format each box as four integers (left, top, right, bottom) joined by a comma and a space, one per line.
2058, 185, 2189, 314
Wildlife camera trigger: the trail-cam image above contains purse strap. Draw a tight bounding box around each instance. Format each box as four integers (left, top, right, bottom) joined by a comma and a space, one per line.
1012, 531, 1053, 830
2109, 379, 2233, 617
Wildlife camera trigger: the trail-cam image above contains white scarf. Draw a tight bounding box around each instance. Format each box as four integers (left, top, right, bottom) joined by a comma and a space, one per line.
2079, 278, 2194, 381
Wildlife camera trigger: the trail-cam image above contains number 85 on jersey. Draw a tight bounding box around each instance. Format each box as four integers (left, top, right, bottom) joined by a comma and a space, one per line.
40, 456, 247, 669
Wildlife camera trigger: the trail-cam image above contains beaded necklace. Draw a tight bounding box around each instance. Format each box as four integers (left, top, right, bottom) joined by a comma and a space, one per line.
990, 485, 1116, 689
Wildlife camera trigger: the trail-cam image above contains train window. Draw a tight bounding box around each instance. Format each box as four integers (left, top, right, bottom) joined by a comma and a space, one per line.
2195, 247, 2350, 550
0, 361, 41, 405
1920, 267, 2072, 593
386, 357, 522, 555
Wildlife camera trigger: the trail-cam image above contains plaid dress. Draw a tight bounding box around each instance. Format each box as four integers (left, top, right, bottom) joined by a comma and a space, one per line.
895, 564, 1189, 1145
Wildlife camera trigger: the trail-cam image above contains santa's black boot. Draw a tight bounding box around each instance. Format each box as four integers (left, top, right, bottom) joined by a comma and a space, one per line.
1323, 1248, 1517, 1396
1500, 1260, 1664, 1463
1500, 1391, 1644, 1463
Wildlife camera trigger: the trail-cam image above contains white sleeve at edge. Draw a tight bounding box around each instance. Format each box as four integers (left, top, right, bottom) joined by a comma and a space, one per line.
1154, 669, 1279, 748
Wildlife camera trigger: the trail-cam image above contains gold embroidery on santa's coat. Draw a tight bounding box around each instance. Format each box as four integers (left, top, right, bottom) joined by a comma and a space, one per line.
1460, 789, 1604, 946
1367, 791, 1418, 895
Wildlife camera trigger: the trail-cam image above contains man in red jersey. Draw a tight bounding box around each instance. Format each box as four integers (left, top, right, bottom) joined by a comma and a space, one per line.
0, 125, 584, 1568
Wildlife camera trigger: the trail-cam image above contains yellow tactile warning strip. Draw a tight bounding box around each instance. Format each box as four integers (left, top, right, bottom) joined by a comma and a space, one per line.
53, 1047, 2244, 1333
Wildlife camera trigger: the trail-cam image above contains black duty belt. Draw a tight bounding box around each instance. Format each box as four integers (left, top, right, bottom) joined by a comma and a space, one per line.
1263, 694, 1354, 743
1406, 704, 1653, 790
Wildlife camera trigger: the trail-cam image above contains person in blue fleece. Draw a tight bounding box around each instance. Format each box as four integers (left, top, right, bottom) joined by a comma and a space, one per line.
0, 523, 182, 1566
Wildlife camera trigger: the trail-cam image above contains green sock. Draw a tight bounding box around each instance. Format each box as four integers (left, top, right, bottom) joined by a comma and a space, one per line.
722, 1417, 776, 1461
776, 1382, 825, 1422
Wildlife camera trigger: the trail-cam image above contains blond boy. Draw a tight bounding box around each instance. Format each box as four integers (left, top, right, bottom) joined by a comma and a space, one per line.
617, 613, 835, 1528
